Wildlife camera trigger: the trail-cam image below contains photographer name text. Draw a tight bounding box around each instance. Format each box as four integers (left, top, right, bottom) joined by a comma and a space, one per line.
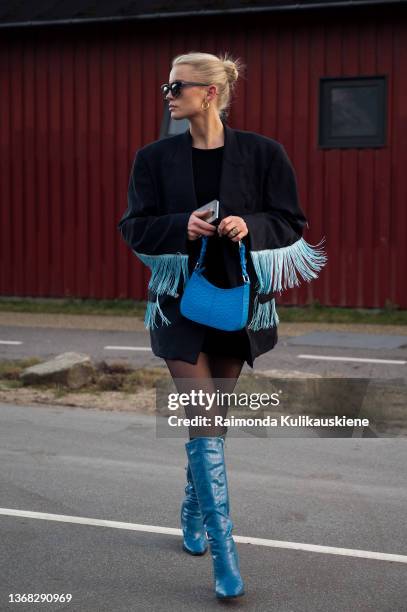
167, 415, 370, 428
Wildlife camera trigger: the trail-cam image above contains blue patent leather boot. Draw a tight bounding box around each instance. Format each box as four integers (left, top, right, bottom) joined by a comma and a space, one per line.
185, 436, 245, 600
180, 461, 208, 555
180, 434, 226, 555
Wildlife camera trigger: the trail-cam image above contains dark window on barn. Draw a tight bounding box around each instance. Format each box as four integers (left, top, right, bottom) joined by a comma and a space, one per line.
319, 76, 387, 148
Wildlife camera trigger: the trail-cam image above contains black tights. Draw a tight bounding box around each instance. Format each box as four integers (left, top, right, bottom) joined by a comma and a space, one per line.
165, 351, 245, 439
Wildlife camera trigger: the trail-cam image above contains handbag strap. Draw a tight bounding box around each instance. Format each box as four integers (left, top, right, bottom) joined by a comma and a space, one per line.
194, 236, 250, 284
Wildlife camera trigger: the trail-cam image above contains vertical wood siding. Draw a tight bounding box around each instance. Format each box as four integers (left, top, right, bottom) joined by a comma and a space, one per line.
0, 7, 406, 307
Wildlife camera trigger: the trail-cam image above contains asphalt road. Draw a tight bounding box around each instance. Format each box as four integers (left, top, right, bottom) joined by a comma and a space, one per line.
1, 403, 406, 611
1, 324, 407, 380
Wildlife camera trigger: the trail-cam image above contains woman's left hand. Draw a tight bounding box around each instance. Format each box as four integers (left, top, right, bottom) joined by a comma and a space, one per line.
217, 216, 248, 242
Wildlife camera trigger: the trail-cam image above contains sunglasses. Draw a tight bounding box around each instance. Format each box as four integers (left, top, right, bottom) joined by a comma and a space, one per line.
161, 80, 211, 100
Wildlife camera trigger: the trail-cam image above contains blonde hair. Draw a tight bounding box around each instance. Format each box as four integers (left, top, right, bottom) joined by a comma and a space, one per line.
171, 51, 246, 119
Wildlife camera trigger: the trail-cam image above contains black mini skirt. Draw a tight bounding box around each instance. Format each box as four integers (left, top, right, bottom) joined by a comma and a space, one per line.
200, 325, 251, 361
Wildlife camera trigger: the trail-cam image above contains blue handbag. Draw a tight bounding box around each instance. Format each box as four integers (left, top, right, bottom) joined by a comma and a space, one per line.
180, 236, 251, 331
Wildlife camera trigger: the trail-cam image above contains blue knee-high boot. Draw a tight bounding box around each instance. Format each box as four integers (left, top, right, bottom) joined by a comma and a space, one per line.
185, 436, 245, 599
180, 434, 226, 555
180, 461, 208, 555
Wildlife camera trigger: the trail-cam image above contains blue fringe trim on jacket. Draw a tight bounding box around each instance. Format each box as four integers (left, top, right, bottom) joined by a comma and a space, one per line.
132, 250, 189, 329
248, 237, 328, 294
247, 295, 280, 331
245, 236, 328, 330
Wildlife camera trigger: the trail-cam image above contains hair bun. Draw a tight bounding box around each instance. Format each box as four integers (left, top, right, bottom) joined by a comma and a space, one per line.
223, 59, 239, 84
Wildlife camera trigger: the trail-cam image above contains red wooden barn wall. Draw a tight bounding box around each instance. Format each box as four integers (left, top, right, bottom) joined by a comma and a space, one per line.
0, 6, 406, 307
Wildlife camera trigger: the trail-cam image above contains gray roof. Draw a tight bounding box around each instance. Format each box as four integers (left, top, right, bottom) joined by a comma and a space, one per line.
0, 0, 404, 28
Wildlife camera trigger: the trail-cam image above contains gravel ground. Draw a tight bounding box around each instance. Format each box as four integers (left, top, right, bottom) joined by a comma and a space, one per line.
0, 384, 157, 413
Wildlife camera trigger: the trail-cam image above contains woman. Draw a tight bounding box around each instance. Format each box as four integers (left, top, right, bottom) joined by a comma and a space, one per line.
117, 51, 327, 600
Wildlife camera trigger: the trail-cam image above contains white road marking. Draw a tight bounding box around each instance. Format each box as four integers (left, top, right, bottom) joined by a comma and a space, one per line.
0, 508, 405, 564
104, 346, 152, 351
298, 354, 406, 365
0, 340, 22, 345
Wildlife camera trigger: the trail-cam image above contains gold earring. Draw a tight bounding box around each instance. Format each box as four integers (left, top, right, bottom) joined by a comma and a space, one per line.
201, 99, 210, 110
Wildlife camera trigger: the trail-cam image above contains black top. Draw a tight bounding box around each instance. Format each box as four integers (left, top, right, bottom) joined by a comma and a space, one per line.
189, 145, 231, 288
191, 145, 224, 207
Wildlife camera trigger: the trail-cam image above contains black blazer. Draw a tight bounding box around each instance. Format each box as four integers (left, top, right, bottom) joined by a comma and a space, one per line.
118, 118, 309, 367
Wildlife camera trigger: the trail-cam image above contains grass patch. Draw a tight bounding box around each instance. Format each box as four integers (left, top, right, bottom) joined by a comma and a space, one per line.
0, 357, 43, 381
279, 301, 407, 325
0, 297, 146, 318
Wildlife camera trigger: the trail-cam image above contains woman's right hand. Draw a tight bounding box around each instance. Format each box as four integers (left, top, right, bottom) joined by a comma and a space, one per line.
187, 209, 217, 241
